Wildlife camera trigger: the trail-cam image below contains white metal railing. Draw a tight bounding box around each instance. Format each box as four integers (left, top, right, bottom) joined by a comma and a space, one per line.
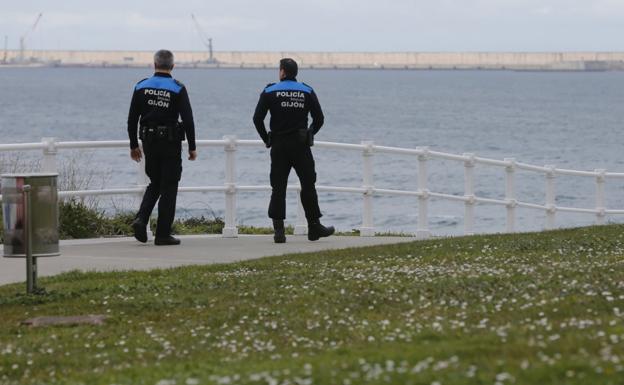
1, 136, 623, 238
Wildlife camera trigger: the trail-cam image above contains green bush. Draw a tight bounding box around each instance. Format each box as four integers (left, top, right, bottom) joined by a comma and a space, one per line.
238, 224, 294, 235
58, 200, 100, 239
59, 200, 145, 239
59, 202, 236, 238
170, 216, 225, 235
105, 212, 136, 237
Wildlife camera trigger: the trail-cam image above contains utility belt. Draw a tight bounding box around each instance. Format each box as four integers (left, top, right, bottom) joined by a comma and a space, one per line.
268, 128, 314, 147
139, 122, 185, 143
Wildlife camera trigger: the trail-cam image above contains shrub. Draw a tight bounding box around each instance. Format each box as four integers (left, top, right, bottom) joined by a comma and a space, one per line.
59, 200, 138, 239
59, 200, 109, 239
170, 216, 225, 235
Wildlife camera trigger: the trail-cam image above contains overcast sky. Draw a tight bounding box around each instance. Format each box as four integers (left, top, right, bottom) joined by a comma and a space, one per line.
1, 0, 622, 52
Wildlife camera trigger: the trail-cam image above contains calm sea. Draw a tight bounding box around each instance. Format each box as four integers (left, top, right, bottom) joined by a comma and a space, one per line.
1, 67, 623, 234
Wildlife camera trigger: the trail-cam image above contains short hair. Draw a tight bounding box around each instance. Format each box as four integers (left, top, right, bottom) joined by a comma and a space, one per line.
280, 58, 298, 78
154, 49, 174, 70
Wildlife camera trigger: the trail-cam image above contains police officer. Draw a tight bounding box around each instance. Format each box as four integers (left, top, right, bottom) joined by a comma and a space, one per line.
253, 58, 334, 243
127, 49, 197, 246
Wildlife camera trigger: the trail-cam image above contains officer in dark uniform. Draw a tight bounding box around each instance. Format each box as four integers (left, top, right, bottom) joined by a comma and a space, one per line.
253, 58, 334, 243
127, 49, 197, 246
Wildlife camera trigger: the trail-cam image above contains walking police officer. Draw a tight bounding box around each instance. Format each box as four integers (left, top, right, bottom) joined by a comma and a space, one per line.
127, 49, 197, 246
253, 58, 334, 243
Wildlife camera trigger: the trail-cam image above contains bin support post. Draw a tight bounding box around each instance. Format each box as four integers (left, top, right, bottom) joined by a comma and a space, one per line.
23, 185, 37, 294
222, 136, 238, 238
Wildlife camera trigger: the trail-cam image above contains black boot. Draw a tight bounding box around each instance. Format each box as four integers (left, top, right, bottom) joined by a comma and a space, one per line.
132, 218, 148, 243
308, 220, 335, 241
273, 219, 286, 244
155, 235, 181, 246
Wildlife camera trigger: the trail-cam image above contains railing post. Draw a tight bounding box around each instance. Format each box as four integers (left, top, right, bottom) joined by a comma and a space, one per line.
135, 144, 153, 239
135, 147, 150, 191
545, 165, 556, 230
417, 147, 430, 239
41, 137, 58, 173
360, 141, 375, 237
294, 186, 307, 235
222, 135, 238, 238
505, 158, 516, 233
595, 169, 606, 225
463, 153, 475, 236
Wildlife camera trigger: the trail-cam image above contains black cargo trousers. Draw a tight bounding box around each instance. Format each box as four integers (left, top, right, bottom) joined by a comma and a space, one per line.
268, 133, 322, 221
136, 139, 182, 238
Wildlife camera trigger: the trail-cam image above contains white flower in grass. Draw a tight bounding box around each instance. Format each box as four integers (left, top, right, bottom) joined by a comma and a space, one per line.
495, 372, 515, 382
155, 380, 176, 385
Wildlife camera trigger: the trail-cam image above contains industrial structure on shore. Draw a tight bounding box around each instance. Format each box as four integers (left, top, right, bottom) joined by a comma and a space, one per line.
3, 12, 623, 71
3, 12, 624, 71
3, 12, 43, 65
2, 49, 624, 71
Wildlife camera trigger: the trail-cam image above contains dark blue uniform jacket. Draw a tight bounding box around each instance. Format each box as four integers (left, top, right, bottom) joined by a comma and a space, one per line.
127, 72, 196, 151
253, 77, 324, 145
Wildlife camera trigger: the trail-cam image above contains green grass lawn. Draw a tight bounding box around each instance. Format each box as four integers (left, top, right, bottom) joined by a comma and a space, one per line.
1, 226, 623, 385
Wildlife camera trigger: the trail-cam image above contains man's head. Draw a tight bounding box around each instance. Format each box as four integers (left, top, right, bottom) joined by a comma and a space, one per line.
279, 58, 298, 80
154, 49, 175, 72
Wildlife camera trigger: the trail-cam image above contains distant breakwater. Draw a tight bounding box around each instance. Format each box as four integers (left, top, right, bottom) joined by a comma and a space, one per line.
3, 50, 624, 71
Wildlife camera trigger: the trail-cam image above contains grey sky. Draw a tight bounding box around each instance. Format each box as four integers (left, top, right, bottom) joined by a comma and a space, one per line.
1, 0, 622, 52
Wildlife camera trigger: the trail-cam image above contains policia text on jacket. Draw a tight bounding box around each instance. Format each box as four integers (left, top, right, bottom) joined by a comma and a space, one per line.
253, 58, 335, 244
127, 53, 334, 245
127, 49, 197, 246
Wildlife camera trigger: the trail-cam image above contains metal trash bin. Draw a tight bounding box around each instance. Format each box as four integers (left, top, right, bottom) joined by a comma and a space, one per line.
2, 173, 60, 258
2, 173, 59, 294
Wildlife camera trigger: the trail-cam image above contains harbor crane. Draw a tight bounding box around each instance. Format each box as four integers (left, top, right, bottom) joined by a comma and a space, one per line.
191, 14, 217, 64
19, 13, 43, 63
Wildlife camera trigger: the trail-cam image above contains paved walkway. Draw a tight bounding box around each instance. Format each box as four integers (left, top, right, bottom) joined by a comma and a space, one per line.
0, 235, 417, 286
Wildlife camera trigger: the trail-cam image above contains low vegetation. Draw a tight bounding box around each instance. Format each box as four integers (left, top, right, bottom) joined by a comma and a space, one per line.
0, 200, 282, 243
0, 155, 284, 242
1, 225, 623, 384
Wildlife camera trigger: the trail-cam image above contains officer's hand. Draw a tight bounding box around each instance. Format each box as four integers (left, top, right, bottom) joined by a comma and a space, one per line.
188, 150, 197, 161
130, 148, 142, 162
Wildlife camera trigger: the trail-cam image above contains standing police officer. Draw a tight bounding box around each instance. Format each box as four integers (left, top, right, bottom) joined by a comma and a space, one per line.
127, 49, 197, 246
253, 58, 334, 243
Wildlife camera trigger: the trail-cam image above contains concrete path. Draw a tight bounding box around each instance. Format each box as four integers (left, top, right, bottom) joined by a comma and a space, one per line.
0, 235, 417, 286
